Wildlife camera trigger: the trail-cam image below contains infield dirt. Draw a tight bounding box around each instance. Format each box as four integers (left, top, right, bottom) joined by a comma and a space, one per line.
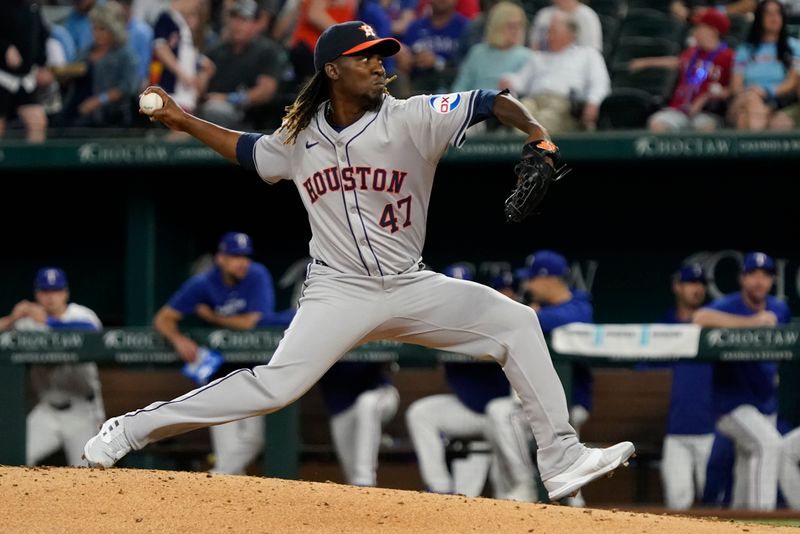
0, 466, 793, 533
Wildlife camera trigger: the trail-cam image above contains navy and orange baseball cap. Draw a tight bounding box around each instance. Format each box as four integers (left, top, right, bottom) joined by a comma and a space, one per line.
218, 232, 253, 256
35, 267, 68, 291
314, 21, 401, 72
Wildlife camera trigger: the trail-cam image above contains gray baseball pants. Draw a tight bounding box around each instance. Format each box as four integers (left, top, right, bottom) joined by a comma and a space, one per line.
122, 264, 582, 479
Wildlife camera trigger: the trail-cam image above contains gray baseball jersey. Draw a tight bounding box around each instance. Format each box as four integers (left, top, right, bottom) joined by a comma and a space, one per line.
120, 90, 585, 481
250, 91, 479, 275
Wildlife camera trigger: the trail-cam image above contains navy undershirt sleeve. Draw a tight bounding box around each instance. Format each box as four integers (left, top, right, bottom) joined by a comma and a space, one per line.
468, 89, 504, 126
236, 132, 264, 171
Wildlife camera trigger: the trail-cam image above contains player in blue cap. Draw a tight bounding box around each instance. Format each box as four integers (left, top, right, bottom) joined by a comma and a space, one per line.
485, 250, 593, 504
406, 263, 512, 497
694, 251, 790, 510
0, 267, 104, 467
654, 263, 717, 510
152, 231, 293, 475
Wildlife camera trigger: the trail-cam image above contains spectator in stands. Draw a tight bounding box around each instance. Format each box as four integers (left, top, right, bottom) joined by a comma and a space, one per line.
629, 9, 735, 132
196, 0, 286, 129
272, 0, 302, 45
317, 362, 399, 487
416, 0, 479, 21
656, 263, 716, 510
726, 0, 800, 130
396, 0, 469, 94
0, 267, 105, 467
153, 232, 293, 475
451, 1, 532, 92
485, 250, 593, 505
406, 264, 511, 498
358, 0, 398, 74
119, 0, 154, 88
528, 0, 602, 53
150, 0, 213, 113
359, 0, 418, 39
0, 0, 49, 143
58, 1, 140, 127
49, 24, 79, 65
288, 0, 358, 83
693, 251, 790, 510
65, 0, 98, 55
499, 12, 609, 132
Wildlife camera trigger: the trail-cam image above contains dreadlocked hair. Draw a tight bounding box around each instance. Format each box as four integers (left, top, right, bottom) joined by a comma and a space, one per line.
280, 70, 397, 144
281, 72, 329, 145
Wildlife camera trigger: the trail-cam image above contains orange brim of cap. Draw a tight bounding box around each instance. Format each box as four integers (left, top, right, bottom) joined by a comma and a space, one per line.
342, 37, 401, 58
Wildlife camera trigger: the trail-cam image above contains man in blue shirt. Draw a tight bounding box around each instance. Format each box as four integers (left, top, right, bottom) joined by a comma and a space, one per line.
694, 251, 791, 510
153, 231, 289, 475
485, 250, 592, 504
657, 263, 717, 510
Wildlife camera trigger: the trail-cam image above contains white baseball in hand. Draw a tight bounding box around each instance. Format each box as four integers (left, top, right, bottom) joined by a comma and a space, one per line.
139, 92, 164, 115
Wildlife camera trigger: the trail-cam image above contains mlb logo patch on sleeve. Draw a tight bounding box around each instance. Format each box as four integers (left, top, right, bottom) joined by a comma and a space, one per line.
429, 93, 462, 114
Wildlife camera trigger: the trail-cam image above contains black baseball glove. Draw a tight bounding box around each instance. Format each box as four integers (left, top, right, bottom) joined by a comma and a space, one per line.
504, 139, 571, 223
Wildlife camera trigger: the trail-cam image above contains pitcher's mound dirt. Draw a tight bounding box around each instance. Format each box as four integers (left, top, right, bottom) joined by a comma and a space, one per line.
0, 466, 792, 533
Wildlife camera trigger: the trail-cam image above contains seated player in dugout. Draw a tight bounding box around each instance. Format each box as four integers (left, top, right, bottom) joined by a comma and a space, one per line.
85, 20, 634, 503
317, 360, 399, 487
0, 267, 104, 467
152, 231, 294, 475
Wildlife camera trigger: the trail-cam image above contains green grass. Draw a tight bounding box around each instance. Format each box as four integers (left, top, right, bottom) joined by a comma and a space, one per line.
736, 519, 800, 527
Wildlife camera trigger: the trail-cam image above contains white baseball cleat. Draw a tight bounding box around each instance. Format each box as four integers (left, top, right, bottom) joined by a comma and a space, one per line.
543, 441, 635, 502
83, 416, 132, 468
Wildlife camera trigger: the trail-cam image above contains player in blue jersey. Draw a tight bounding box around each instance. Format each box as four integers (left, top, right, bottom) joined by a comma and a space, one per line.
153, 231, 291, 475
0, 267, 104, 466
485, 250, 592, 504
317, 361, 399, 486
694, 251, 790, 510
656, 263, 717, 509
406, 263, 512, 496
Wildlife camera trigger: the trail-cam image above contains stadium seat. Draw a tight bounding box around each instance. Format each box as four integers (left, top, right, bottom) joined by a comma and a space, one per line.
725, 13, 752, 49
610, 36, 681, 72
611, 67, 677, 104
626, 0, 673, 13
588, 0, 627, 19
597, 87, 658, 129
599, 14, 621, 62
618, 8, 687, 42
521, 0, 552, 22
